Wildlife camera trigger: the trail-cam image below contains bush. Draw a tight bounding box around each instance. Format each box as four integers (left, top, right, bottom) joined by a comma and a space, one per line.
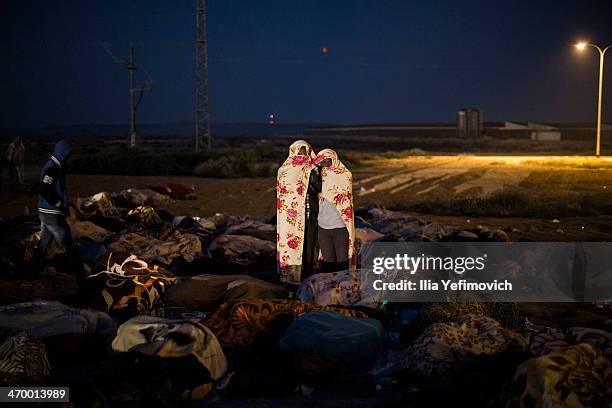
335, 150, 364, 170
379, 148, 428, 159
68, 146, 287, 178
67, 144, 364, 178
69, 149, 190, 175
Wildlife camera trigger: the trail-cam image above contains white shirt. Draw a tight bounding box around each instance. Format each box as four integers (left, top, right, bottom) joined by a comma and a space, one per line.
318, 198, 346, 229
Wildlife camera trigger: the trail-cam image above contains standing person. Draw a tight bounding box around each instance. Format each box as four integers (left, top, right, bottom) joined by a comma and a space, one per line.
9, 136, 25, 188
5, 139, 15, 184
277, 140, 321, 284
32, 140, 83, 280
314, 149, 356, 272
0, 144, 4, 193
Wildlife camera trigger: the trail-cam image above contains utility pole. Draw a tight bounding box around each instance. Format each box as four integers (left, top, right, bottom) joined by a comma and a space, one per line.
103, 42, 151, 149
128, 43, 137, 148
195, 0, 212, 152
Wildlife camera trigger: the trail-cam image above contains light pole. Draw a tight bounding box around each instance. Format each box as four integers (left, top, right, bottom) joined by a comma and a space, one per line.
575, 41, 611, 157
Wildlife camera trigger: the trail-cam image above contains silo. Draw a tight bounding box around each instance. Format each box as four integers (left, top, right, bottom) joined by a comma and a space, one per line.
457, 108, 482, 139
457, 109, 468, 138
467, 108, 482, 139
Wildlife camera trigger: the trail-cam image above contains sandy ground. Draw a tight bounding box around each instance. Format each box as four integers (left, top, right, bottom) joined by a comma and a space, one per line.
2, 155, 611, 240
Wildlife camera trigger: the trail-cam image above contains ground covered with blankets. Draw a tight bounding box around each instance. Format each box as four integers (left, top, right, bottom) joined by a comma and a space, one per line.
0, 187, 611, 407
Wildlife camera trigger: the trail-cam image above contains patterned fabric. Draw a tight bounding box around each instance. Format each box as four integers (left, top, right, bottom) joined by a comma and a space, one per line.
0, 332, 50, 385
107, 231, 202, 265
204, 299, 367, 348
78, 192, 118, 216
506, 343, 612, 407
403, 314, 527, 379
571, 327, 612, 360
297, 270, 363, 307
412, 298, 521, 332
527, 325, 612, 360
276, 140, 316, 283
527, 326, 571, 357
90, 252, 176, 316
126, 206, 174, 240
112, 316, 227, 394
314, 149, 356, 270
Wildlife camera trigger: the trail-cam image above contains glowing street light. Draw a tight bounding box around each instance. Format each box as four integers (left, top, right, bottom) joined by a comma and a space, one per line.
574, 41, 611, 157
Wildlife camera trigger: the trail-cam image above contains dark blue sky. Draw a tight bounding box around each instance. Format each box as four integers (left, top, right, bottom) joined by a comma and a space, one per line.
2, 0, 612, 127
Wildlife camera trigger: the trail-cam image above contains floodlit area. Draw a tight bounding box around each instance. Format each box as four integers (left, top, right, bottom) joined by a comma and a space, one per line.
357, 155, 612, 204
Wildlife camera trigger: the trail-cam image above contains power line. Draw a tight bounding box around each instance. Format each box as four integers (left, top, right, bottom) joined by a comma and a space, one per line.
195, 0, 212, 152
103, 43, 151, 147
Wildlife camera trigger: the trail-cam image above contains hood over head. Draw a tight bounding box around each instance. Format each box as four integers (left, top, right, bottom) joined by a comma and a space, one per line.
51, 139, 72, 165
314, 148, 339, 168
288, 140, 314, 159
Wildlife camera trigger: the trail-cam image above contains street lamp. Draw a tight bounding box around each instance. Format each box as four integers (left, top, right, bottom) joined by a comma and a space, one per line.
575, 41, 611, 157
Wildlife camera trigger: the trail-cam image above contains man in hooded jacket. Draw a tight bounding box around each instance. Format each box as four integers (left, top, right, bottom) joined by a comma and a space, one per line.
32, 140, 83, 279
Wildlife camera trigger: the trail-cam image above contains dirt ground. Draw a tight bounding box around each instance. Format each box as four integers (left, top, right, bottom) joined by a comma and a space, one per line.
355, 155, 612, 201
2, 155, 612, 241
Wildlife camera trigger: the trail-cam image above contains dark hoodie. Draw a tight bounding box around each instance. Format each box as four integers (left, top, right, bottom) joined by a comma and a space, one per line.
37, 140, 72, 215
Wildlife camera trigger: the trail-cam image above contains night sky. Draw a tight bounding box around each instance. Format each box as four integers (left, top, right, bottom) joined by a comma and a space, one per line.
2, 0, 612, 128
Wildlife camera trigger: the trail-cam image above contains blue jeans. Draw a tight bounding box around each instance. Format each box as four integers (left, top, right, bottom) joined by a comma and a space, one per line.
33, 213, 81, 275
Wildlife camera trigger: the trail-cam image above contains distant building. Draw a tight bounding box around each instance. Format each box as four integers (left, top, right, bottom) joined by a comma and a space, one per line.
526, 123, 561, 141
305, 123, 457, 138
485, 122, 560, 141
544, 123, 612, 141
484, 122, 610, 141
306, 121, 611, 141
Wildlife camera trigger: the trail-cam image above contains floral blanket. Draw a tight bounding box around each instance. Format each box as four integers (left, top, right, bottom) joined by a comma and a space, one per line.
276, 140, 316, 283
297, 270, 369, 307
506, 343, 612, 407
402, 314, 527, 378
315, 149, 356, 269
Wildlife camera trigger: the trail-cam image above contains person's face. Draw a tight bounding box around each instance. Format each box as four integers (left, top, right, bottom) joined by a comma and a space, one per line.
320, 158, 332, 167
298, 146, 307, 155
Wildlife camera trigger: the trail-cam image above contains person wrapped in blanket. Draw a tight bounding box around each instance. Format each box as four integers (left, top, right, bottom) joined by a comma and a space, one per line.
276, 140, 322, 284
89, 252, 176, 318
313, 149, 356, 273
32, 140, 85, 281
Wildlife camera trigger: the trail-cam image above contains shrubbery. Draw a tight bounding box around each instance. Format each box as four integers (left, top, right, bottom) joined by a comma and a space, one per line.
69, 148, 198, 176
68, 145, 362, 178
379, 148, 428, 159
